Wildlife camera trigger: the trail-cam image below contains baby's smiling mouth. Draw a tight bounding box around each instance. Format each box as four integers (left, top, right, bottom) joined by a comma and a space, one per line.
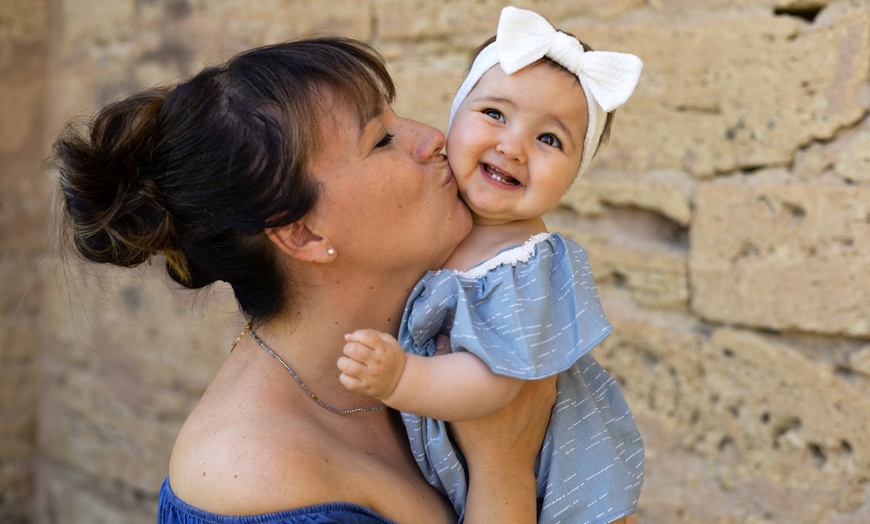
483, 163, 520, 186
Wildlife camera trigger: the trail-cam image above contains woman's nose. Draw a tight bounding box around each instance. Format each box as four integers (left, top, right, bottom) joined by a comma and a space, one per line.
408, 119, 446, 162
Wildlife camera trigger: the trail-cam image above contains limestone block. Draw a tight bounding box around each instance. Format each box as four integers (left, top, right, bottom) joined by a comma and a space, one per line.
579, 238, 688, 311
0, 320, 39, 361
837, 131, 870, 184
92, 280, 236, 416
849, 345, 870, 377
0, 459, 32, 512
389, 46, 469, 130
42, 258, 235, 412
649, 0, 835, 10
40, 364, 180, 492
195, 0, 372, 46
376, 0, 645, 41
0, 410, 33, 459
547, 206, 689, 311
0, 0, 50, 43
0, 74, 45, 153
594, 296, 870, 522
40, 256, 239, 493
562, 169, 695, 226
48, 0, 371, 131
690, 181, 870, 337
0, 0, 49, 152
0, 253, 44, 316
709, 328, 870, 513
39, 257, 99, 367
59, 0, 137, 48
0, 254, 44, 378
794, 116, 870, 183
40, 468, 155, 524
0, 162, 51, 252
575, 3, 870, 176
0, 366, 38, 412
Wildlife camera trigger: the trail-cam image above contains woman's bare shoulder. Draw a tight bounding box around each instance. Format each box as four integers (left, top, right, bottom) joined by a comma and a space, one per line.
168, 373, 340, 515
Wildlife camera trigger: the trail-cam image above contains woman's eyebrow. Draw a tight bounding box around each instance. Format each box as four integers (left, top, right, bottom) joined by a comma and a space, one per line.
357, 118, 385, 152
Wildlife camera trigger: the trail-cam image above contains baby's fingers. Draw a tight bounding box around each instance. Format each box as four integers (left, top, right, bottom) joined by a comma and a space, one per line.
337, 359, 365, 392
343, 339, 375, 363
344, 328, 397, 348
337, 354, 373, 380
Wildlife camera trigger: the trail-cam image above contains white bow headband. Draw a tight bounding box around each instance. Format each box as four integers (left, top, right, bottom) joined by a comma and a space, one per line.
449, 6, 643, 178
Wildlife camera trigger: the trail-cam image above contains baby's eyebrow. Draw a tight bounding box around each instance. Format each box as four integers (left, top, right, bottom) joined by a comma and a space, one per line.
549, 115, 577, 147
474, 95, 516, 108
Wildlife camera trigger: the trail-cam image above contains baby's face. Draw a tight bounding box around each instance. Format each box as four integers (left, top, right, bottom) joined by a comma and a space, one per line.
446, 61, 588, 226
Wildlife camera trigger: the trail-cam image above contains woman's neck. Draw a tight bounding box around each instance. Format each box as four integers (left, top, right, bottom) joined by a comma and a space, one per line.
442, 216, 547, 271
250, 268, 417, 411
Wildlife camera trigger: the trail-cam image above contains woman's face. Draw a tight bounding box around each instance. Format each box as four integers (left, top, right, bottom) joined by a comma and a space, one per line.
306, 95, 471, 275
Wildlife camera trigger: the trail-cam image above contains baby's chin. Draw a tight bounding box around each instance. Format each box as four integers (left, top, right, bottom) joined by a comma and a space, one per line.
468, 210, 517, 227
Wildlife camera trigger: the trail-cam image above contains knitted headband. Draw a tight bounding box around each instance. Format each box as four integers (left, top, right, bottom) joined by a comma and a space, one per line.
449, 6, 643, 178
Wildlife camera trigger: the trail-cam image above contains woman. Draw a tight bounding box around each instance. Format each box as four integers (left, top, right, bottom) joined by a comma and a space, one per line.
54, 37, 555, 523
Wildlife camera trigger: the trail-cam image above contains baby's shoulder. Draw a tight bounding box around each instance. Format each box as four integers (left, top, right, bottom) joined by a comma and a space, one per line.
454, 232, 562, 280
445, 220, 555, 272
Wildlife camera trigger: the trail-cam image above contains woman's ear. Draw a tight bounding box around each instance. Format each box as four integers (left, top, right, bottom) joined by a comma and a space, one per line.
265, 222, 336, 263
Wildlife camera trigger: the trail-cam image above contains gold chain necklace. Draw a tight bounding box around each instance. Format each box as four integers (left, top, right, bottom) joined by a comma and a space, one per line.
232, 323, 387, 415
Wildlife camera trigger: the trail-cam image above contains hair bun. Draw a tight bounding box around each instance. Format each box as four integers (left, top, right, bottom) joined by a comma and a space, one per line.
55, 88, 184, 272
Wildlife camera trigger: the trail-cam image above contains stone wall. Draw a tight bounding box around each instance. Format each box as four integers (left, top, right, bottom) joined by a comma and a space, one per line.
0, 0, 51, 522
0, 0, 867, 522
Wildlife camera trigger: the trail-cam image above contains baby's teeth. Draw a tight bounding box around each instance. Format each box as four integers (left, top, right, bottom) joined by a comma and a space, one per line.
486, 166, 507, 182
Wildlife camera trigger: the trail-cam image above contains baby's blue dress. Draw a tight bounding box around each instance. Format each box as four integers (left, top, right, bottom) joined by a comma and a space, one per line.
398, 233, 644, 524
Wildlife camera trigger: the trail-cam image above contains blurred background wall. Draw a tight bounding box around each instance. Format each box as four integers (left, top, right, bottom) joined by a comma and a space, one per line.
1, 0, 869, 522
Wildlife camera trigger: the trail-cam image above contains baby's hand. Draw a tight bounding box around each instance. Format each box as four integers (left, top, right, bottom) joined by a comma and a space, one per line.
338, 329, 407, 400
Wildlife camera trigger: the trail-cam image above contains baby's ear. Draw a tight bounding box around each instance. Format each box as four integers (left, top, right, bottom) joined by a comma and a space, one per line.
265, 222, 336, 263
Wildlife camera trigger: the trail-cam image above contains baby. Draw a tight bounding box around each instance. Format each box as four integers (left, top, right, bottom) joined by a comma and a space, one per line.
338, 7, 644, 523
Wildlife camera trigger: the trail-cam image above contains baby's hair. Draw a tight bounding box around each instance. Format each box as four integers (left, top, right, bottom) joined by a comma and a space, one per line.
466, 34, 615, 158
53, 37, 395, 322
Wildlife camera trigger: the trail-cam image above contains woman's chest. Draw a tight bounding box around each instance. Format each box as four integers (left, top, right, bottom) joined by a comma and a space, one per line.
321, 420, 456, 523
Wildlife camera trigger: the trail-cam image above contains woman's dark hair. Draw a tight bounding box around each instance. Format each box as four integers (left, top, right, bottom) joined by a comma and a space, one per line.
53, 37, 396, 322
468, 34, 615, 156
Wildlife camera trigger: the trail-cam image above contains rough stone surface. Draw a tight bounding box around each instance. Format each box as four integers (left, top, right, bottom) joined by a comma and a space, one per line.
850, 346, 870, 377
563, 169, 696, 226
1, 1, 869, 523
377, 0, 647, 41
0, 1, 50, 522
595, 294, 870, 523
583, 1, 870, 177
690, 180, 870, 337
40, 261, 236, 494
547, 206, 690, 311
38, 467, 156, 524
794, 117, 870, 184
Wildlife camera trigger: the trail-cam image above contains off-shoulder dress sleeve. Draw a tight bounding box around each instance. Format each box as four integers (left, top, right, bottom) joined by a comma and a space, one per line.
158, 477, 395, 524
398, 232, 612, 379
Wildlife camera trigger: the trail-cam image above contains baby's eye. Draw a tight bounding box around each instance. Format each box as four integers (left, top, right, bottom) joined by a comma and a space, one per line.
483, 109, 505, 123
538, 134, 562, 148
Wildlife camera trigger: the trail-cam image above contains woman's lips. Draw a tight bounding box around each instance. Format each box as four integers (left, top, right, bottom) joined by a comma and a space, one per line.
440, 162, 456, 187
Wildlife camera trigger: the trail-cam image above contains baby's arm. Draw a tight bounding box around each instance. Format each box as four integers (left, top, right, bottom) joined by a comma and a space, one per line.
338, 329, 524, 421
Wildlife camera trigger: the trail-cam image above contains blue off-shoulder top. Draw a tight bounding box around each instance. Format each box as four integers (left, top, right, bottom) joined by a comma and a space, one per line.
158, 478, 395, 524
